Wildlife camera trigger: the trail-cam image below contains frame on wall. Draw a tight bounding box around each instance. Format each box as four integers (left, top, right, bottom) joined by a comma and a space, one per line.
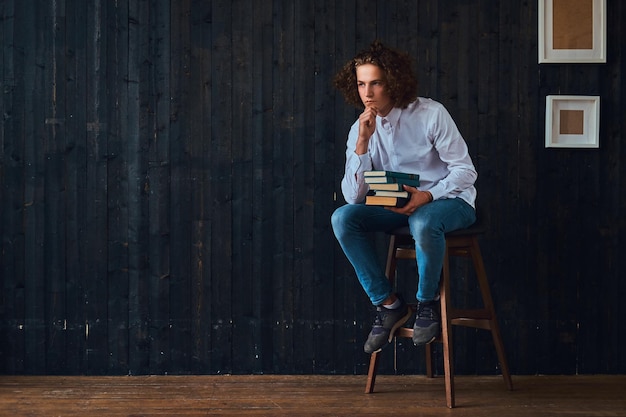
538, 0, 606, 63
545, 95, 600, 148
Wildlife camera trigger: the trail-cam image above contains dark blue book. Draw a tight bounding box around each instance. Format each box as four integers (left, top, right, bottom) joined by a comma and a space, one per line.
364, 170, 420, 180
364, 176, 420, 187
364, 170, 420, 187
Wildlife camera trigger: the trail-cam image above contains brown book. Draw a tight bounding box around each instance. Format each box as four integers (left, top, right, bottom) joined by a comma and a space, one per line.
365, 195, 409, 207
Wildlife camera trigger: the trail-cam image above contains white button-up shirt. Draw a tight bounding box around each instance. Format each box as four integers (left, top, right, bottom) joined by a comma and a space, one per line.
340, 98, 478, 207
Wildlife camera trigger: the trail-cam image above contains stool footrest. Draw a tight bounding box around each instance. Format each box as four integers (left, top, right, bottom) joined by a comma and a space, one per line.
451, 318, 493, 330
396, 327, 414, 338
448, 308, 492, 320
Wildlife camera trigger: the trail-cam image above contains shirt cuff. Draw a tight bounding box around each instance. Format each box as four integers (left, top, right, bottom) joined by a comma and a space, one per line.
355, 153, 373, 173
428, 183, 446, 201
346, 152, 373, 174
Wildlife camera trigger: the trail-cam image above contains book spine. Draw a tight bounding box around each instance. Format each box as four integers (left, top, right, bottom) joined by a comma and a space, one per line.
371, 191, 409, 198
388, 172, 419, 180
368, 185, 403, 191
364, 177, 420, 187
365, 196, 409, 208
365, 170, 420, 180
394, 178, 420, 187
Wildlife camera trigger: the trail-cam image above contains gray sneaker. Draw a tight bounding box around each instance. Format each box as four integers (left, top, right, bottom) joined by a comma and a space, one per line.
412, 300, 440, 346
364, 297, 412, 354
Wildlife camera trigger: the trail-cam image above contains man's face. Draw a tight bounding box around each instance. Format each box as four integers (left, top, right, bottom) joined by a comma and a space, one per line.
356, 63, 393, 117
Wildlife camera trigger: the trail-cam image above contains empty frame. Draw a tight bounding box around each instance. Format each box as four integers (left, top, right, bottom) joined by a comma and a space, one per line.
538, 0, 606, 63
545, 95, 600, 148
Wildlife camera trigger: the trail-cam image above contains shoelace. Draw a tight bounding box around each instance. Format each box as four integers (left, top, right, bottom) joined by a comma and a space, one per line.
417, 302, 436, 320
372, 308, 386, 327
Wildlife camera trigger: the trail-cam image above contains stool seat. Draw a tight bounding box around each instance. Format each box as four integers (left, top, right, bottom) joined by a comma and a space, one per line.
365, 223, 512, 408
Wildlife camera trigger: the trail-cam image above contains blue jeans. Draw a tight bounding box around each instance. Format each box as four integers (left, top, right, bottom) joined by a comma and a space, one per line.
331, 199, 476, 305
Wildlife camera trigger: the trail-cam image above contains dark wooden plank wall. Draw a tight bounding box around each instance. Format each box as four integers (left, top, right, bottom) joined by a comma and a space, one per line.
1, 0, 625, 376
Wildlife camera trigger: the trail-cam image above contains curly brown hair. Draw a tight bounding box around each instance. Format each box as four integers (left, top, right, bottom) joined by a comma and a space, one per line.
333, 40, 418, 109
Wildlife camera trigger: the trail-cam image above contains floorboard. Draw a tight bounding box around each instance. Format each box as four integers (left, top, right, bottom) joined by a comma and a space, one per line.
0, 375, 625, 416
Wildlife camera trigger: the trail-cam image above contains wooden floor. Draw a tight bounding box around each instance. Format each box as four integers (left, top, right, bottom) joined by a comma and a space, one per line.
1, 374, 625, 416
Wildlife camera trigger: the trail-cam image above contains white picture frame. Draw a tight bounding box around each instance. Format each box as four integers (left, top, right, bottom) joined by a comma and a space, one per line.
545, 95, 600, 148
538, 0, 606, 63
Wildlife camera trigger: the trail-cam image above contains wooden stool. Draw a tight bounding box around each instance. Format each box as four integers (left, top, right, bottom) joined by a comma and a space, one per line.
364, 224, 513, 408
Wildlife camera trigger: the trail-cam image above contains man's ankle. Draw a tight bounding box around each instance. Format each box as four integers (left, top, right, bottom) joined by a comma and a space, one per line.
382, 294, 401, 309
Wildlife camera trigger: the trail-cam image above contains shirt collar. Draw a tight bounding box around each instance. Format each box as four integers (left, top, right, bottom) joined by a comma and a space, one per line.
378, 106, 401, 127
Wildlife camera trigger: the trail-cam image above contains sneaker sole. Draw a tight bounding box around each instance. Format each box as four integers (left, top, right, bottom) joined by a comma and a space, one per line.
386, 306, 413, 344
413, 335, 437, 346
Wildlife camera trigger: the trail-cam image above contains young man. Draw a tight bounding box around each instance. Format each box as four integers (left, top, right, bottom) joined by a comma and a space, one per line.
331, 41, 478, 354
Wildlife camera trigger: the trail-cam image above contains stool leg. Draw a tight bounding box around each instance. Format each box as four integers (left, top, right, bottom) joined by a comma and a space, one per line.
365, 351, 380, 393
441, 245, 455, 408
469, 238, 513, 390
425, 343, 434, 378
364, 234, 400, 394
489, 316, 513, 390
384, 235, 398, 286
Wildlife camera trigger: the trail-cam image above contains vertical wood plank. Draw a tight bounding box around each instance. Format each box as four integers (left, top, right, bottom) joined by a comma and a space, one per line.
63, 0, 88, 376
313, 0, 344, 373
187, 0, 212, 373
331, 0, 364, 375
22, 0, 47, 374
248, 0, 274, 375
271, 0, 295, 372
0, 0, 26, 374
44, 0, 68, 374
126, 0, 152, 375
291, 0, 320, 373
105, 0, 131, 375
230, 0, 256, 375
168, 0, 193, 373
209, 0, 234, 373
147, 0, 173, 375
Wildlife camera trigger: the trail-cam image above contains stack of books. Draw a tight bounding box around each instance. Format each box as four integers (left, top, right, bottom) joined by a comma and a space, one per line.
364, 170, 420, 207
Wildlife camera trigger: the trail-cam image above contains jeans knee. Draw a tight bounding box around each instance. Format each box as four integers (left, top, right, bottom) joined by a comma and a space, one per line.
331, 204, 362, 239
331, 205, 348, 237
409, 215, 443, 242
